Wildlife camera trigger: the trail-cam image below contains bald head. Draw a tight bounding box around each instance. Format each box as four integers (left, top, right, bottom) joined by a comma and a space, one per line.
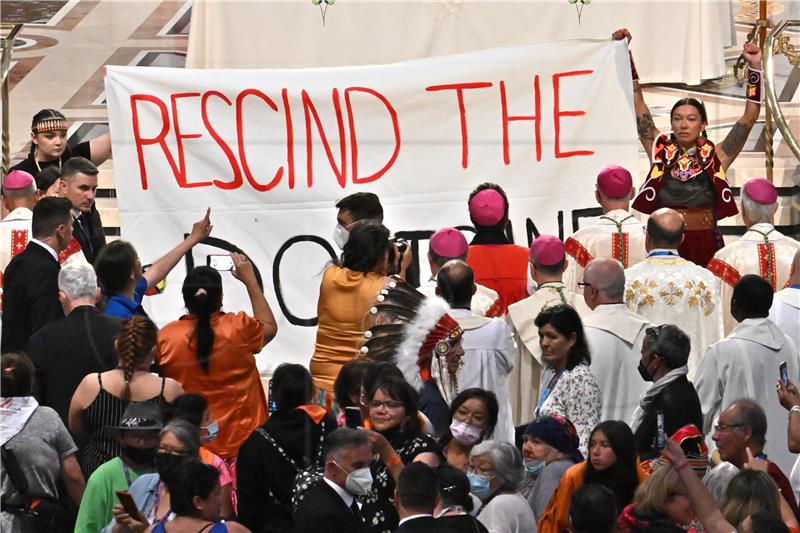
436, 259, 475, 309
646, 208, 685, 249
583, 258, 625, 307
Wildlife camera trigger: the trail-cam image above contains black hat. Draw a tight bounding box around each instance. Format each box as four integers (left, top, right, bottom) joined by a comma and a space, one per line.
105, 401, 164, 439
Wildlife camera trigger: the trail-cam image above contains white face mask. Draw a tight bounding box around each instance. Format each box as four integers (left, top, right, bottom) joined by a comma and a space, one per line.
334, 461, 373, 495
333, 224, 350, 250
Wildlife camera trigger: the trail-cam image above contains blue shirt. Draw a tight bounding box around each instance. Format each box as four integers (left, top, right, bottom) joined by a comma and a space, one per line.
104, 277, 149, 319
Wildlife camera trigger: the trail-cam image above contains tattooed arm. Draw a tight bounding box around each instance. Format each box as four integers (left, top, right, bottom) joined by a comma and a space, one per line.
717, 42, 763, 170
612, 28, 658, 160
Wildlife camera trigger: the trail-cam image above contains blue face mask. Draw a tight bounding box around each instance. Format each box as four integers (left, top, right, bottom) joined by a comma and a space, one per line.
467, 472, 494, 499
524, 459, 545, 475
201, 420, 219, 443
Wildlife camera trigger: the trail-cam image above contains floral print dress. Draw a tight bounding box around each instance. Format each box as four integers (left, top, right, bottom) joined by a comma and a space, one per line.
360, 431, 441, 533
538, 364, 602, 456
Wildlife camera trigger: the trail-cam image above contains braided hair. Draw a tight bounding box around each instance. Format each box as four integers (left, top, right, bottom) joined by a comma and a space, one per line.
28, 109, 67, 159
115, 316, 159, 401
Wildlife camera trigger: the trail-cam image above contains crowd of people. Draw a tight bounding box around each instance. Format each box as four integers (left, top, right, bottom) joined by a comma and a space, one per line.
1, 28, 799, 533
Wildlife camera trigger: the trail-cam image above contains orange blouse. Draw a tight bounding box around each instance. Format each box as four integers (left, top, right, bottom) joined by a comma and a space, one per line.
466, 244, 530, 314
537, 460, 649, 533
157, 311, 266, 458
310, 265, 386, 392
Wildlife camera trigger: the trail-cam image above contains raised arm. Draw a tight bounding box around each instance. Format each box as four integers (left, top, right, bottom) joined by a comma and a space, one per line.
663, 439, 735, 533
232, 253, 278, 346
143, 208, 212, 290
612, 28, 658, 159
89, 132, 113, 166
717, 42, 762, 170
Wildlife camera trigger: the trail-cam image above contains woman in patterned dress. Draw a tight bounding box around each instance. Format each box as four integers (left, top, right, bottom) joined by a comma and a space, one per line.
360, 375, 442, 533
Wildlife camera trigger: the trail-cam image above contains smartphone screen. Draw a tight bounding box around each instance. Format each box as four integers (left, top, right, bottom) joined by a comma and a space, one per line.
780, 362, 789, 386
344, 407, 362, 429
656, 411, 666, 450
207, 254, 234, 271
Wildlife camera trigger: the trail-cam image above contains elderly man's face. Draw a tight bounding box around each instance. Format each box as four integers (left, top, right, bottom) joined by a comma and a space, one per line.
711, 406, 748, 464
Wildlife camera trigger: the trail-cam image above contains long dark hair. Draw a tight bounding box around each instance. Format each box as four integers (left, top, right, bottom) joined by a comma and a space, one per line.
583, 421, 640, 513
95, 240, 138, 297
182, 266, 223, 373
534, 304, 590, 369
29, 109, 66, 159
670, 98, 708, 139
368, 375, 421, 436
341, 221, 390, 274
438, 388, 499, 448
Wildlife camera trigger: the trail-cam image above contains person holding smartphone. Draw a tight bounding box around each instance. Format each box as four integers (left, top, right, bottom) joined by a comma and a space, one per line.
630, 324, 702, 469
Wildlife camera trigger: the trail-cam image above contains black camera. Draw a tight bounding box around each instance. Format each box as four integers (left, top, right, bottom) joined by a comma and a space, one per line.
391, 237, 409, 255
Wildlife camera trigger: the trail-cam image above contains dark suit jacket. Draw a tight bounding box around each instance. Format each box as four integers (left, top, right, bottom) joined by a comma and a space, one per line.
1, 242, 63, 353
72, 205, 106, 265
293, 480, 366, 533
27, 306, 121, 425
634, 375, 704, 460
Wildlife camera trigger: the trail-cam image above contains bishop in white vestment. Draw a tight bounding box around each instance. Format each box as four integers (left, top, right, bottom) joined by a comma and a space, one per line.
1, 170, 38, 273
581, 258, 651, 423
564, 165, 647, 294
418, 227, 502, 317
769, 251, 799, 348
507, 235, 589, 426
695, 275, 800, 476
625, 209, 723, 379
708, 178, 800, 334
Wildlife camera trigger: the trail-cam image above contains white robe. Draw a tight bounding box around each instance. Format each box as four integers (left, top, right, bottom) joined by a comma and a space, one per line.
563, 209, 647, 294
583, 303, 652, 423
506, 282, 589, 426
624, 250, 723, 380
450, 308, 516, 444
709, 223, 800, 335
769, 287, 800, 350
0, 207, 33, 273
694, 318, 800, 476
418, 279, 500, 317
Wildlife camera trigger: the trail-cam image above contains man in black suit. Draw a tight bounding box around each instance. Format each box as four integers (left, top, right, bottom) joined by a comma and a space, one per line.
1, 197, 72, 352
59, 156, 105, 264
293, 428, 372, 533
28, 261, 121, 425
394, 463, 439, 533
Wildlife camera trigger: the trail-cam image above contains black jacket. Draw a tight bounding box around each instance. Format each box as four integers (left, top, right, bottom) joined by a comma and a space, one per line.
293, 480, 366, 533
72, 205, 106, 265
634, 375, 703, 460
27, 306, 121, 425
1, 242, 63, 353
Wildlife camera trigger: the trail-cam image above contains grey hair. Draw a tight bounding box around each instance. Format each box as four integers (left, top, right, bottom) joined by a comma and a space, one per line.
643, 324, 691, 369
2, 182, 37, 198
793, 249, 800, 272
741, 187, 777, 224
324, 427, 371, 461
585, 258, 625, 300
160, 420, 200, 457
470, 439, 524, 491
58, 262, 98, 300
729, 398, 767, 447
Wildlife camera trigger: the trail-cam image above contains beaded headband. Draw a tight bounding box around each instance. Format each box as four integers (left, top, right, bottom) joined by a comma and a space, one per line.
32, 118, 68, 134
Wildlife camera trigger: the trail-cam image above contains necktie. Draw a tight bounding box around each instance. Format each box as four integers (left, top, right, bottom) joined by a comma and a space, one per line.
76, 214, 94, 254
350, 499, 361, 517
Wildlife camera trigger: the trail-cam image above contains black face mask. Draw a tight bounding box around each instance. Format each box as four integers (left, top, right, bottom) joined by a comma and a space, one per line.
637, 360, 654, 382
122, 445, 157, 465
155, 452, 187, 483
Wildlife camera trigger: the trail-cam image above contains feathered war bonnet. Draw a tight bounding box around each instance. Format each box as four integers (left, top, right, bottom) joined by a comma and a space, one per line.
360, 279, 463, 393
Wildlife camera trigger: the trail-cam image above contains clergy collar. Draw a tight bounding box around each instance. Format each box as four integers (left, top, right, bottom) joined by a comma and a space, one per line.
647, 248, 679, 257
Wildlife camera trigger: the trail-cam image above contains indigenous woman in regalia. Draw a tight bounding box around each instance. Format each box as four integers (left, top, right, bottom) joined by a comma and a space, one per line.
613, 28, 763, 268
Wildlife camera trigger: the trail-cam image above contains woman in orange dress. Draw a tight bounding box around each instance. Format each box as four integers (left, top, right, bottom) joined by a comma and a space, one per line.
156, 253, 277, 467
310, 221, 409, 407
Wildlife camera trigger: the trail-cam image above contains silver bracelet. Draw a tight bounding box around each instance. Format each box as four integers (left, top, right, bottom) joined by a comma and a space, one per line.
790, 405, 800, 415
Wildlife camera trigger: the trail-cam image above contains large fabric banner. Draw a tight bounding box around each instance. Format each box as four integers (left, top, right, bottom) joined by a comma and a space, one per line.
106, 38, 638, 371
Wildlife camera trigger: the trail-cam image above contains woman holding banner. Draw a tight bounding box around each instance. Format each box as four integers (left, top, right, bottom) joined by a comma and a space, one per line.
614, 28, 763, 268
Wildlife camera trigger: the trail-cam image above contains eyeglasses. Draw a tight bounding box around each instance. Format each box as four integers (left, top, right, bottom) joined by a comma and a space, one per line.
368, 400, 405, 411
577, 282, 596, 291
713, 423, 747, 433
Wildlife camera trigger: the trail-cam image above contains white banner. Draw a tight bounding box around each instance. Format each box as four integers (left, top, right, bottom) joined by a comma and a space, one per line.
106, 39, 638, 372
